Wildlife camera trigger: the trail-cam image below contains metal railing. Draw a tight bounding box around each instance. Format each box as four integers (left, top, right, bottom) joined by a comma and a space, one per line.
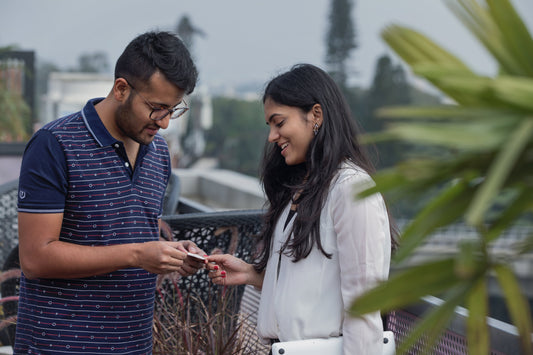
0, 179, 19, 263
0, 178, 528, 353
161, 209, 524, 355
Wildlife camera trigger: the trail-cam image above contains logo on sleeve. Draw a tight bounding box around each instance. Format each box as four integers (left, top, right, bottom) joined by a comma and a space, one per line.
19, 190, 26, 200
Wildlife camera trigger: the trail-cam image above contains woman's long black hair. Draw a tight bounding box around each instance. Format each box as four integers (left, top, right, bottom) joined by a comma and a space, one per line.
254, 64, 392, 273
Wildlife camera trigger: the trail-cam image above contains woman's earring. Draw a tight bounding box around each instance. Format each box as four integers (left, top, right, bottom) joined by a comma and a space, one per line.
313, 123, 319, 136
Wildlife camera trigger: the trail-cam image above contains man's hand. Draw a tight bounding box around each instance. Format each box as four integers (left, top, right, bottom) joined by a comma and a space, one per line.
175, 240, 207, 276
136, 241, 188, 274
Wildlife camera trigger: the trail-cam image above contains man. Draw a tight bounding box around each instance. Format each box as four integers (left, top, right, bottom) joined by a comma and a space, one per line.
15, 31, 203, 354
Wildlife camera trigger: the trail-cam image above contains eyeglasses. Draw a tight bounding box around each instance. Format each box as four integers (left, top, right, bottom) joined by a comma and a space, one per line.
124, 79, 189, 121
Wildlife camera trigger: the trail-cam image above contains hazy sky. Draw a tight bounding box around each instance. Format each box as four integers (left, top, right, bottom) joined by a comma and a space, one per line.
1, 0, 532, 92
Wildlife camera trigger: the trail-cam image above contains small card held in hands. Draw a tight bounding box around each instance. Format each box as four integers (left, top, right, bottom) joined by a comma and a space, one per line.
187, 252, 206, 261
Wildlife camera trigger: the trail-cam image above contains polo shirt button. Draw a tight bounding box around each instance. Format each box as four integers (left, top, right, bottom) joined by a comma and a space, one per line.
114, 143, 119, 148
125, 162, 129, 168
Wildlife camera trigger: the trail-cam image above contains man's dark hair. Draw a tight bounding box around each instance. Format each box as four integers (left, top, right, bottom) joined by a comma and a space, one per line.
115, 31, 198, 94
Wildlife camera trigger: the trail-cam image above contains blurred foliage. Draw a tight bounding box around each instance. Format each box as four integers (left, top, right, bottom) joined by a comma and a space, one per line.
0, 47, 31, 141
325, 0, 357, 88
351, 53, 444, 219
175, 15, 206, 55
0, 87, 31, 141
204, 97, 267, 177
73, 51, 109, 73
204, 58, 443, 193
350, 0, 533, 354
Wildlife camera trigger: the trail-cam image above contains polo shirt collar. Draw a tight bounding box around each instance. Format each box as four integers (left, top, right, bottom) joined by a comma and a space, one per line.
81, 98, 157, 151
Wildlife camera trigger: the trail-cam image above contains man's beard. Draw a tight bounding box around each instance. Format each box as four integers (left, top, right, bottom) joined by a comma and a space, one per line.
115, 98, 154, 146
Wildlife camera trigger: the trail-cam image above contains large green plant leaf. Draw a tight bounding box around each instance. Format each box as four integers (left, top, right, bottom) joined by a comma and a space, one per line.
466, 277, 489, 355
486, 188, 533, 243
376, 105, 516, 120
350, 258, 464, 316
487, 0, 533, 74
446, 0, 533, 76
466, 119, 533, 226
393, 180, 473, 262
380, 25, 471, 71
376, 119, 510, 151
491, 77, 533, 110
395, 284, 472, 355
493, 264, 533, 355
353, 0, 533, 353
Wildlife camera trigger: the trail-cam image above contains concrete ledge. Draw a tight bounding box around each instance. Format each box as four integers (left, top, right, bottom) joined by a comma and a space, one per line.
174, 168, 266, 211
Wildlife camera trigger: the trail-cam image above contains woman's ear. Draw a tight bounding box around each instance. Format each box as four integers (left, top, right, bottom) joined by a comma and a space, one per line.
312, 103, 323, 128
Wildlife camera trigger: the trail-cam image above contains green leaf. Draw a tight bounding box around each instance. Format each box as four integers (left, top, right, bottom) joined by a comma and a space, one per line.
394, 180, 473, 262
349, 258, 462, 317
376, 105, 516, 120
486, 187, 533, 242
491, 77, 533, 110
466, 277, 489, 355
455, 240, 486, 279
381, 120, 508, 151
446, 0, 523, 76
356, 170, 409, 198
396, 283, 472, 355
493, 264, 533, 355
466, 119, 533, 226
416, 73, 498, 107
380, 25, 471, 71
487, 0, 533, 76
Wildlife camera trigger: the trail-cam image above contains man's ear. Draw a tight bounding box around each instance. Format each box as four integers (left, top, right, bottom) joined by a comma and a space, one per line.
312, 103, 323, 128
113, 78, 130, 101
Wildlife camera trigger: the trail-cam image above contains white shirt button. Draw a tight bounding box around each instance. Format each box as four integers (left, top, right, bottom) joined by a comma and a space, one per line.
125, 162, 129, 168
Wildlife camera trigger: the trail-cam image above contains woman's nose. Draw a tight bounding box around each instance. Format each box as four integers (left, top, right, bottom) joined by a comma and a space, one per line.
268, 127, 279, 143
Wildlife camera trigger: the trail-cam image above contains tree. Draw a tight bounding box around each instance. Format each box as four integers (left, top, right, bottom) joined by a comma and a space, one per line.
204, 97, 266, 177
0, 47, 32, 141
350, 0, 533, 354
362, 54, 411, 169
0, 86, 30, 141
35, 60, 60, 97
175, 15, 205, 54
325, 0, 357, 89
367, 55, 410, 123
74, 51, 109, 73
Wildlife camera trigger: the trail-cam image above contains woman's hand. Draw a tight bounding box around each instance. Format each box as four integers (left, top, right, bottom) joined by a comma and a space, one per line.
206, 254, 263, 288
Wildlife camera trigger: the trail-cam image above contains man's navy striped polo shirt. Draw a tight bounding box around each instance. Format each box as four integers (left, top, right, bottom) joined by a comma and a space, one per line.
15, 98, 171, 354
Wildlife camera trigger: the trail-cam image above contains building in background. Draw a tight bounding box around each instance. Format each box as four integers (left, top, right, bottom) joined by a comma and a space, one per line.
41, 72, 213, 168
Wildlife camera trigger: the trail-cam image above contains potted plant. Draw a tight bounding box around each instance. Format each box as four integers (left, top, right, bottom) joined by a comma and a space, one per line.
350, 1, 533, 354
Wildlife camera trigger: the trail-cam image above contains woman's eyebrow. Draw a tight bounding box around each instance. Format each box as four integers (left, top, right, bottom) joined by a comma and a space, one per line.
267, 113, 280, 124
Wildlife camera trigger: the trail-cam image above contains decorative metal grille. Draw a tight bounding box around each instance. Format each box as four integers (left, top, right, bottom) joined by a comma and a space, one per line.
0, 180, 19, 263
161, 210, 264, 311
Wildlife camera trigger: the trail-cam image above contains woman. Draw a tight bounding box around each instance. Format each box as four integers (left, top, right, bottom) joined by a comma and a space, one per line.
207, 64, 395, 354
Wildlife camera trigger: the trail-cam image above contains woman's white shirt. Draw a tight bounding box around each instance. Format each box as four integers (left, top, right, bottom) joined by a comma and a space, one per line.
256, 163, 392, 355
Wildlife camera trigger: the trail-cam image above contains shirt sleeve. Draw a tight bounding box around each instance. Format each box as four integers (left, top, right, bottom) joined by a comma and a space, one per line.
331, 170, 391, 355
18, 129, 68, 213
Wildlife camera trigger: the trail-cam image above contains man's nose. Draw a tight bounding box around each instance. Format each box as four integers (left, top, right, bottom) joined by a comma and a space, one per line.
156, 115, 170, 130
